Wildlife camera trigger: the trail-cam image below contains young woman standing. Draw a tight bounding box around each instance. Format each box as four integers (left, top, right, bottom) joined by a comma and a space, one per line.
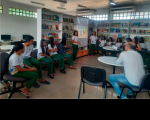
48, 37, 66, 74
88, 31, 98, 56
8, 43, 38, 97
72, 31, 80, 61
37, 39, 54, 79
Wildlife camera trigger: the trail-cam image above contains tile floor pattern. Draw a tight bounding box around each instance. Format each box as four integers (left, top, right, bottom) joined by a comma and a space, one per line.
0, 55, 150, 99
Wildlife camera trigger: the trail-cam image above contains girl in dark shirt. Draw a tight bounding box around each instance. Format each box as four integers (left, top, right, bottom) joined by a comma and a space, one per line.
58, 37, 76, 69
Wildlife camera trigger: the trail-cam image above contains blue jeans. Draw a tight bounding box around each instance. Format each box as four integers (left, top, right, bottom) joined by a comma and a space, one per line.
109, 74, 139, 99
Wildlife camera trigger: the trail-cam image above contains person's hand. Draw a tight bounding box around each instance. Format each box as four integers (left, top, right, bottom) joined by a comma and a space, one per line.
30, 68, 37, 72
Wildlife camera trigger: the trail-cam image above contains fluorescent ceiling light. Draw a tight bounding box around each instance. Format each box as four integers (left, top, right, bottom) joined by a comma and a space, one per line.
31, 1, 45, 6
110, 2, 116, 5
57, 7, 66, 10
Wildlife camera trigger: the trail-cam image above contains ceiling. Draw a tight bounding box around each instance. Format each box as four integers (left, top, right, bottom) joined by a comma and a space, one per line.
7, 0, 150, 15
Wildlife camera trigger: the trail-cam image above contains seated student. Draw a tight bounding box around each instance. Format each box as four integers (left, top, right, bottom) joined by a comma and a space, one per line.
58, 37, 76, 69
106, 37, 113, 56
139, 37, 146, 50
107, 37, 113, 46
9, 43, 39, 97
48, 37, 66, 74
132, 37, 142, 51
97, 36, 107, 56
123, 38, 132, 50
22, 35, 48, 87
88, 31, 98, 56
37, 39, 54, 80
115, 38, 123, 48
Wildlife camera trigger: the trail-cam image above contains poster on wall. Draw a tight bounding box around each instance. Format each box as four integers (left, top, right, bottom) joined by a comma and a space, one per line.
78, 26, 88, 38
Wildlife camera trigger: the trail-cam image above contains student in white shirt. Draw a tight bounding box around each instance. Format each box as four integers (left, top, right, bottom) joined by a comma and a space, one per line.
37, 39, 54, 79
97, 36, 106, 56
8, 43, 39, 97
88, 31, 98, 56
106, 37, 113, 56
72, 30, 80, 61
109, 42, 145, 99
139, 37, 146, 50
115, 38, 123, 48
22, 35, 47, 88
48, 37, 66, 74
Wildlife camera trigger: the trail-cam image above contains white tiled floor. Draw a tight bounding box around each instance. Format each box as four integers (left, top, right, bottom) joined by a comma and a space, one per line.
0, 55, 150, 99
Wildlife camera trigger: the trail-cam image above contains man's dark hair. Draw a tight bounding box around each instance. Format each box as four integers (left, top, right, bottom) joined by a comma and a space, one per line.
128, 43, 136, 50
25, 35, 34, 42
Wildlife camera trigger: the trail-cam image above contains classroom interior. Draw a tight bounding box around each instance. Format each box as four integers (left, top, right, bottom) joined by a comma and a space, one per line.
0, 0, 150, 99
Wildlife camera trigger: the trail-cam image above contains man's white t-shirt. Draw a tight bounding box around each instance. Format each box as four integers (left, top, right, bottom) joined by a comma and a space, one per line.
99, 40, 106, 47
37, 46, 47, 59
90, 36, 97, 44
116, 51, 145, 86
139, 43, 146, 49
48, 44, 58, 55
22, 43, 34, 59
72, 36, 78, 45
9, 53, 24, 75
116, 43, 122, 48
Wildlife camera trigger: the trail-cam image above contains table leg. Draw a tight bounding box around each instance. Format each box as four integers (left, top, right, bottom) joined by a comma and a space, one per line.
113, 66, 116, 74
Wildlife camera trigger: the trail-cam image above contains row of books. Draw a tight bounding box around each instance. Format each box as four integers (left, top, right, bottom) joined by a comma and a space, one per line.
42, 33, 59, 40
98, 29, 109, 33
42, 24, 59, 30
63, 18, 74, 23
63, 25, 75, 31
130, 30, 150, 34
130, 22, 150, 27
63, 33, 73, 38
111, 28, 128, 33
111, 23, 128, 27
42, 14, 59, 21
110, 34, 128, 40
98, 23, 109, 27
97, 33, 109, 39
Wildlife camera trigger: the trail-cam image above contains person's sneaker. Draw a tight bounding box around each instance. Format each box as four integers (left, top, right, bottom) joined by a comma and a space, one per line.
60, 69, 66, 74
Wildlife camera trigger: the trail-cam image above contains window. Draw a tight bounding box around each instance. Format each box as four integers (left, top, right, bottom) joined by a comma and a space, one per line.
8, 7, 37, 18
0, 5, 3, 13
112, 10, 150, 20
82, 14, 108, 21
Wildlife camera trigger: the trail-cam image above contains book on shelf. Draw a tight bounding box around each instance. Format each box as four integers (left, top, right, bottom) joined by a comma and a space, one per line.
146, 30, 150, 34
70, 26, 74, 31
140, 22, 149, 27
111, 23, 122, 27
52, 25, 56, 30
130, 29, 136, 34
42, 33, 59, 40
53, 15, 59, 21
130, 22, 140, 27
55, 25, 59, 30
47, 15, 51, 20
137, 30, 146, 34
122, 23, 128, 27
146, 37, 150, 42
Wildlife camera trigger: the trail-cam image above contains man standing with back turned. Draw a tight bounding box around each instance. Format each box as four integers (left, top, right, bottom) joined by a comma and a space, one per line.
109, 42, 145, 99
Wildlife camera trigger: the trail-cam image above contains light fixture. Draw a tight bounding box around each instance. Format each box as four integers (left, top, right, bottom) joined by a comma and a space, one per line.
110, 1, 117, 5
57, 7, 66, 10
31, 1, 45, 6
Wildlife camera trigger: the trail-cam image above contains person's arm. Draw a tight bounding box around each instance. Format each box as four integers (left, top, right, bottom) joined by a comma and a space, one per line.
136, 44, 142, 51
30, 52, 34, 57
16, 65, 36, 72
89, 39, 91, 46
116, 53, 124, 65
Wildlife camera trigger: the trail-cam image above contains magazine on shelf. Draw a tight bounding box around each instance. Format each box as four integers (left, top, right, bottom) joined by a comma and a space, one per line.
122, 23, 128, 27
111, 23, 121, 27
130, 29, 136, 34
55, 25, 59, 30
140, 22, 149, 27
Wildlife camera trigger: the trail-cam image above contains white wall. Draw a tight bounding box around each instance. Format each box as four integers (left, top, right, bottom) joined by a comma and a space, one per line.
0, 0, 38, 42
